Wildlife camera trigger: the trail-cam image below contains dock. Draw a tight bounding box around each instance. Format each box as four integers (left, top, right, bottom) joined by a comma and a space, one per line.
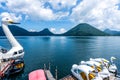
44, 70, 120, 80
45, 70, 56, 80
60, 75, 77, 80
42, 63, 120, 80
44, 70, 77, 80
60, 74, 120, 80
44, 63, 56, 80
0, 60, 14, 78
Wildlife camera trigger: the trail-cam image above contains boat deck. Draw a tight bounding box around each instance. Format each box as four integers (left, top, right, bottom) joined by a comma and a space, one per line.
109, 76, 116, 80
0, 60, 14, 77
109, 73, 120, 80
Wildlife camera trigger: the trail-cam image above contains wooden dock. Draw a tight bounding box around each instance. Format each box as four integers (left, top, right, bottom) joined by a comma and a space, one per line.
60, 74, 120, 80
44, 70, 120, 80
60, 75, 77, 80
43, 63, 120, 80
45, 70, 56, 80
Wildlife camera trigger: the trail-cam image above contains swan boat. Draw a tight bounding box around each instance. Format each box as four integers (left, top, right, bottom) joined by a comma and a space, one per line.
71, 57, 118, 80
0, 16, 24, 61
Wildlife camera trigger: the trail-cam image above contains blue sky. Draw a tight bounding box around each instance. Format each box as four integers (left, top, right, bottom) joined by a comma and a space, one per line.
0, 0, 120, 33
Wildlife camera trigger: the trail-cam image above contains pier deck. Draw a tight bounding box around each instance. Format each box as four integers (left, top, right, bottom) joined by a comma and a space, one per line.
45, 70, 56, 80
60, 75, 77, 80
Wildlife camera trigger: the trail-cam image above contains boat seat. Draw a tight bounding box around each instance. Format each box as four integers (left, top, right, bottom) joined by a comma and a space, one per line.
80, 72, 87, 80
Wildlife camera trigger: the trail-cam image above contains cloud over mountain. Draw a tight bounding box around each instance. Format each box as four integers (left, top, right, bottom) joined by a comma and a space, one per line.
0, 0, 120, 31
0, 12, 22, 22
0, 0, 72, 20
71, 0, 120, 30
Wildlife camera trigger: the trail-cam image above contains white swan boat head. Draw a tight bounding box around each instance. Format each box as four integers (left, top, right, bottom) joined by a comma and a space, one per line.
71, 57, 118, 80
90, 57, 117, 73
71, 64, 103, 80
109, 57, 117, 73
0, 16, 24, 61
80, 60, 110, 79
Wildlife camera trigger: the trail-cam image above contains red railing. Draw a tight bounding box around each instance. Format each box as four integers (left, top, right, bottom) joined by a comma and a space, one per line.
0, 60, 14, 77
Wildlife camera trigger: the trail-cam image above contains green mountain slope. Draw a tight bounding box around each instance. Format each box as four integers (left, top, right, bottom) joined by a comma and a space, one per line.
63, 23, 108, 36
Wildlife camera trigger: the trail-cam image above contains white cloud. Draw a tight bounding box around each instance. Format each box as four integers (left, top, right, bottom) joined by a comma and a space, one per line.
29, 29, 38, 32
1, 0, 120, 31
5, 0, 56, 20
50, 27, 66, 34
71, 0, 120, 30
0, 0, 72, 21
0, 12, 22, 22
0, 12, 10, 18
50, 28, 56, 33
49, 0, 77, 10
60, 28, 66, 33
56, 12, 69, 19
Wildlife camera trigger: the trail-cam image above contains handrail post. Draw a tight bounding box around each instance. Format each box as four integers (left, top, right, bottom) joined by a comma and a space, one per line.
49, 62, 51, 70
55, 66, 57, 80
44, 64, 46, 70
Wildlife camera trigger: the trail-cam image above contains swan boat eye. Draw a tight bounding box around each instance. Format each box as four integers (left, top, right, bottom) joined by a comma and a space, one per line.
6, 18, 9, 20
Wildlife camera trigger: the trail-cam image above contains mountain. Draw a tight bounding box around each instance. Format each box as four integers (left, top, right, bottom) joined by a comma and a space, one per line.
63, 23, 108, 36
104, 29, 120, 36
39, 28, 54, 35
0, 23, 109, 36
28, 28, 54, 36
0, 25, 54, 36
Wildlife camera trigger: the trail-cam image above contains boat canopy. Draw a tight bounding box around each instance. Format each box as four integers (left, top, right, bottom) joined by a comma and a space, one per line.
73, 64, 95, 74
29, 69, 46, 80
81, 61, 101, 66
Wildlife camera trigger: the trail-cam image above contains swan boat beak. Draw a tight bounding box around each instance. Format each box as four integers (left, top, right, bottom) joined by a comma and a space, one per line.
9, 20, 20, 24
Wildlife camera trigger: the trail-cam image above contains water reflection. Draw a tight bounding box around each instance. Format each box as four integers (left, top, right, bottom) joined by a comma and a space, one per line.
0, 36, 120, 79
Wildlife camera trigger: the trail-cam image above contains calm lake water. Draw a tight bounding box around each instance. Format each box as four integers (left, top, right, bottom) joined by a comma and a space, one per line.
0, 36, 120, 80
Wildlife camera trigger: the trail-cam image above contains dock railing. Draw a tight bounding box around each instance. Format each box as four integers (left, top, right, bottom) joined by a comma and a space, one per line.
44, 63, 57, 80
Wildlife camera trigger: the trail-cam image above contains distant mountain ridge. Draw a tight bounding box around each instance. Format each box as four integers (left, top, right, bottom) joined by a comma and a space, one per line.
0, 25, 54, 36
63, 23, 108, 36
104, 29, 120, 36
0, 23, 110, 36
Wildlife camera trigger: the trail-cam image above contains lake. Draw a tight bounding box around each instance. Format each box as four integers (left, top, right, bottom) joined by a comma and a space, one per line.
0, 36, 120, 80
